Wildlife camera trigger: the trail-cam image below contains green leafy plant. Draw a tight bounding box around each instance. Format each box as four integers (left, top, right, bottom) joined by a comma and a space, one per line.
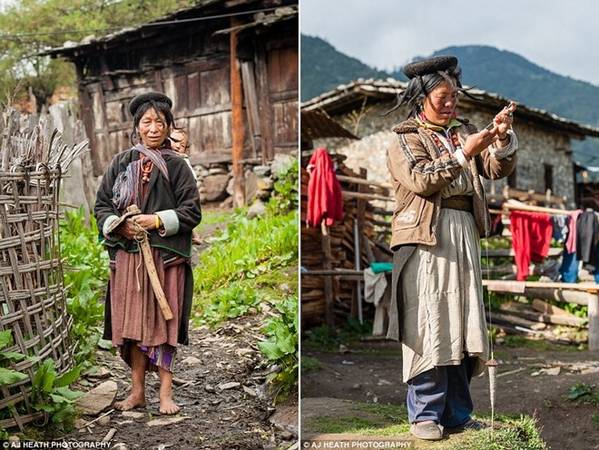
267, 160, 298, 215
198, 282, 262, 326
567, 382, 599, 405
563, 302, 588, 318
30, 360, 83, 428
0, 330, 29, 387
59, 208, 109, 366
258, 296, 298, 401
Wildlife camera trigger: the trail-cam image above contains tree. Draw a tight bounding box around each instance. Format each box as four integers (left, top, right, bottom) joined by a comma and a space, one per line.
0, 0, 193, 110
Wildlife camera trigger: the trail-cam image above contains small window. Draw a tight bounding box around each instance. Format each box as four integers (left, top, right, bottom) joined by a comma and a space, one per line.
544, 164, 553, 192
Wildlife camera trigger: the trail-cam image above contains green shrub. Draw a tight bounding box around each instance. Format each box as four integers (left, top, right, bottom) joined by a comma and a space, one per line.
267, 160, 298, 215
0, 330, 82, 435
258, 296, 298, 401
0, 330, 30, 387
59, 208, 109, 366
30, 360, 82, 430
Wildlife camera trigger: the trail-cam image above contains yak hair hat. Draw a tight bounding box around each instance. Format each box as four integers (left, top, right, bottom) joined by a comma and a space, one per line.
128, 92, 173, 117
402, 56, 458, 79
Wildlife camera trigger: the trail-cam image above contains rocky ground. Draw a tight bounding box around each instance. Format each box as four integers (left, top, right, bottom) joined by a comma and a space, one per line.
67, 313, 297, 449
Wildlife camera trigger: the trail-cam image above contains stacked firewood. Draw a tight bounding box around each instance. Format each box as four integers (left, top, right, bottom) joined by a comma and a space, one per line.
489, 297, 588, 345
300, 153, 392, 326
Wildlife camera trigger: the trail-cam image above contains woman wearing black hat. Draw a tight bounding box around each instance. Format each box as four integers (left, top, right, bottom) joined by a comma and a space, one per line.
94, 92, 201, 415
386, 56, 517, 440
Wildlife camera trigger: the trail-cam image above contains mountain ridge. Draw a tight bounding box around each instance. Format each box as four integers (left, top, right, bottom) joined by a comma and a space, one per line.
301, 35, 599, 166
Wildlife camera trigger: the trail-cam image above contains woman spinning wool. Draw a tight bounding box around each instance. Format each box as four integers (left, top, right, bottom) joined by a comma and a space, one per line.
94, 92, 201, 415
386, 56, 517, 440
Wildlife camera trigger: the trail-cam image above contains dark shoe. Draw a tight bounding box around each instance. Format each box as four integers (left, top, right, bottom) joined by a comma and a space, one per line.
446, 418, 487, 433
410, 421, 443, 440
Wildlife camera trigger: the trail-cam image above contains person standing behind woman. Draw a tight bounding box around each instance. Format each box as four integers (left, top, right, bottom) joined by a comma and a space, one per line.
170, 127, 202, 245
386, 56, 517, 440
94, 92, 202, 415
170, 127, 195, 180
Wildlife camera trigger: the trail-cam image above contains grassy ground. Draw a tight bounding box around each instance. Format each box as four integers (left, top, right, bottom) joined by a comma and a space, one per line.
191, 204, 299, 398
192, 208, 298, 326
304, 400, 547, 449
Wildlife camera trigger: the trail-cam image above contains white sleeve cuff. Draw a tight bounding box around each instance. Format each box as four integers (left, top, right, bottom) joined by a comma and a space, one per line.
102, 215, 120, 239
453, 148, 470, 169
156, 209, 180, 237
490, 130, 518, 159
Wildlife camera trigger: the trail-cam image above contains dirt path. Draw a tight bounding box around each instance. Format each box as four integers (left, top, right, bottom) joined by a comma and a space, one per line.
302, 340, 599, 450
68, 315, 297, 449
63, 210, 298, 449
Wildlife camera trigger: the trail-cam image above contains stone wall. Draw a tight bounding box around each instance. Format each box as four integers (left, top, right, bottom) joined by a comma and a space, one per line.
195, 153, 296, 208
315, 100, 577, 207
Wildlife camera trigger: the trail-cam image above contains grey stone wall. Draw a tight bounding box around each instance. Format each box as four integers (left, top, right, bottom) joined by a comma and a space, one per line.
315, 100, 576, 207
194, 153, 296, 207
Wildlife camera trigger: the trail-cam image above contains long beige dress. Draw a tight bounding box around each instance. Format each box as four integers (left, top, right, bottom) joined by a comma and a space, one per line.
400, 156, 489, 383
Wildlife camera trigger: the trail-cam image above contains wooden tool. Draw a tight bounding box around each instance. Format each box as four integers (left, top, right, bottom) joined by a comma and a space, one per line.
124, 204, 174, 321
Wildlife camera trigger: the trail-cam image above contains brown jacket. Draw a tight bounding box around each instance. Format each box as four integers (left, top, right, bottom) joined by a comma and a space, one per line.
387, 117, 516, 249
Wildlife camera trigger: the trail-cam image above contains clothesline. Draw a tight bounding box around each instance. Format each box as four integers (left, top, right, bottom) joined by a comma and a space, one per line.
496, 200, 591, 217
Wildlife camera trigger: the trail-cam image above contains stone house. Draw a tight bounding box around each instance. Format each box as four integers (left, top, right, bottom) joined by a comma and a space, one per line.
302, 79, 599, 207
44, 0, 298, 207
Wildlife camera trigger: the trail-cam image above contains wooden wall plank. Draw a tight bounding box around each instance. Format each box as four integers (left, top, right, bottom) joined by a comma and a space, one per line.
201, 67, 230, 107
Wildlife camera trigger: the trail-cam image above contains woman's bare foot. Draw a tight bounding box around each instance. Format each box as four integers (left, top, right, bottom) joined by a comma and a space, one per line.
114, 391, 146, 411
159, 395, 180, 415
158, 367, 180, 414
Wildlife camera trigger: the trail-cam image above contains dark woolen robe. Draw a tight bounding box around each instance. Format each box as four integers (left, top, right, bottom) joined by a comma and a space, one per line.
94, 147, 202, 345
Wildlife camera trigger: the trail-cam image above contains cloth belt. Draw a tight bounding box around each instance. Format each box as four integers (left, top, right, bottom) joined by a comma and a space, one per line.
441, 195, 473, 213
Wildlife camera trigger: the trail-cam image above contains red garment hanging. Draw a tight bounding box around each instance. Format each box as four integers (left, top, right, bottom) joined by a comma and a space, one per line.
510, 210, 553, 281
306, 148, 343, 227
565, 210, 583, 254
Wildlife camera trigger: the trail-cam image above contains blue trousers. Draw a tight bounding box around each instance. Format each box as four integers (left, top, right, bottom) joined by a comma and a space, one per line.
559, 251, 579, 283
406, 356, 476, 428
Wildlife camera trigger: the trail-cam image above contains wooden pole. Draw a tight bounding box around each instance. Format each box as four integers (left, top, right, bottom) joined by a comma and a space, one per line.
342, 191, 393, 202
502, 202, 570, 216
230, 19, 245, 207
321, 221, 335, 326
336, 174, 392, 190
301, 269, 364, 276
524, 288, 595, 306
482, 279, 599, 294
589, 294, 599, 350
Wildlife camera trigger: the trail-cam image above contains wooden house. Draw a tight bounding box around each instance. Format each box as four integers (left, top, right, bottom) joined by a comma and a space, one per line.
44, 0, 298, 187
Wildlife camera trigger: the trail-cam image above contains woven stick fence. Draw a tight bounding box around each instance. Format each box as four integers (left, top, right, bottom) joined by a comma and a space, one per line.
0, 108, 88, 430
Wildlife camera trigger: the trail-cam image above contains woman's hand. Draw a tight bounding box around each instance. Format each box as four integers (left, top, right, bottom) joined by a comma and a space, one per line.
492, 109, 513, 140
116, 218, 143, 240
116, 214, 159, 240
463, 129, 497, 158
132, 214, 160, 231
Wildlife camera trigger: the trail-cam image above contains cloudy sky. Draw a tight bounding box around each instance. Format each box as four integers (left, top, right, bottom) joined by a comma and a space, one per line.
301, 0, 599, 86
